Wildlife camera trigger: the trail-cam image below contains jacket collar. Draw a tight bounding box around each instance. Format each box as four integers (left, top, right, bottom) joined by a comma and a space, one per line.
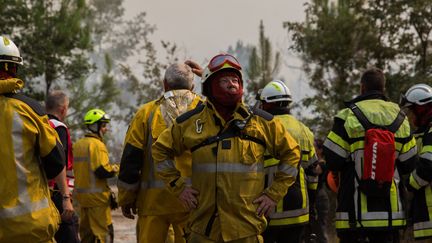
0, 78, 24, 94
344, 90, 388, 107
85, 133, 103, 141
206, 100, 251, 125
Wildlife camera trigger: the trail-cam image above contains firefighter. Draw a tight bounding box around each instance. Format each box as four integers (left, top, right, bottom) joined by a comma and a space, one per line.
118, 63, 203, 243
0, 36, 66, 242
400, 84, 432, 240
323, 68, 417, 243
152, 53, 301, 242
73, 108, 119, 243
46, 90, 79, 243
258, 80, 319, 243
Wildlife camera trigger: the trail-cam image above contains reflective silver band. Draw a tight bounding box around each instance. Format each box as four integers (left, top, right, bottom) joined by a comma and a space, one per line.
118, 179, 140, 191
336, 211, 405, 221
414, 221, 432, 230
156, 160, 176, 172
193, 162, 264, 173
278, 163, 298, 177
419, 151, 432, 161
399, 146, 417, 162
324, 139, 349, 158
412, 170, 429, 187
0, 198, 49, 219
141, 180, 166, 189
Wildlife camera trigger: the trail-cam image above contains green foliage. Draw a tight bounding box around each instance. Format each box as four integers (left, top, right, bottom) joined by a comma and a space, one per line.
284, 0, 432, 138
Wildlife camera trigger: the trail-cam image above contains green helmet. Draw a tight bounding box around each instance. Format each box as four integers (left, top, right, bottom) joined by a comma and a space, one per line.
84, 109, 110, 125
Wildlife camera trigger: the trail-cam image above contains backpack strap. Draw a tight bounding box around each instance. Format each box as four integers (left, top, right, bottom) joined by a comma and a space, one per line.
386, 110, 406, 133
349, 103, 374, 130
350, 103, 406, 133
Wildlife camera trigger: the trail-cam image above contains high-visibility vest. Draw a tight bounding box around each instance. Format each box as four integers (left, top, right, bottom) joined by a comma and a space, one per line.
265, 114, 318, 227
324, 95, 417, 230
48, 118, 74, 190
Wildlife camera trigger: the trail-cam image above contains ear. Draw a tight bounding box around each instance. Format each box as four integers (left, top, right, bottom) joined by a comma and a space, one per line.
163, 80, 170, 91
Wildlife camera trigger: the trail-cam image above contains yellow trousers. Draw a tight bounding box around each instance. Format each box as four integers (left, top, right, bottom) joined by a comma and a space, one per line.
187, 216, 263, 243
137, 212, 188, 243
79, 206, 112, 243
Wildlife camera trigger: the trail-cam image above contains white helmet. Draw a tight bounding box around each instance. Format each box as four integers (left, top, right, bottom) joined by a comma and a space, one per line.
400, 83, 432, 107
0, 36, 23, 65
259, 80, 292, 103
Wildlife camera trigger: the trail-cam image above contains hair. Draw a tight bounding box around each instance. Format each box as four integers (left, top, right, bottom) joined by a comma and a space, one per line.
164, 63, 194, 90
45, 90, 69, 112
360, 68, 385, 92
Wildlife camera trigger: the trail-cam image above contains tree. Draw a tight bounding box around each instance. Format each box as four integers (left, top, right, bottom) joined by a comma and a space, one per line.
247, 20, 281, 99
284, 0, 432, 138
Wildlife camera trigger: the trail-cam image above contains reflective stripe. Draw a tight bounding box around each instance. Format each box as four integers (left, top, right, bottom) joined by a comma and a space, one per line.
412, 170, 429, 187
269, 207, 309, 219
420, 152, 432, 161
264, 166, 278, 175
193, 162, 264, 173
75, 188, 104, 193
141, 180, 166, 189
0, 198, 49, 219
414, 221, 432, 230
304, 155, 318, 168
324, 138, 349, 158
74, 151, 103, 193
156, 160, 176, 172
278, 163, 298, 177
399, 146, 417, 162
118, 179, 139, 191
336, 211, 405, 221
0, 112, 51, 219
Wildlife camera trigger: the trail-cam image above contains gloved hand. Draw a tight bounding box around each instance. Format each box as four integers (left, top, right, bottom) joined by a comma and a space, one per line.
121, 202, 137, 219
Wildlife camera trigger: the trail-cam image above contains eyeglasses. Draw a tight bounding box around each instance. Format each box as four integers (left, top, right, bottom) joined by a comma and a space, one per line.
208, 54, 242, 72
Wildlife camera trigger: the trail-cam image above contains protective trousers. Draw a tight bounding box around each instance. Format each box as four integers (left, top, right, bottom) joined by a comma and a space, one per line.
79, 206, 113, 243
187, 216, 263, 243
137, 212, 188, 243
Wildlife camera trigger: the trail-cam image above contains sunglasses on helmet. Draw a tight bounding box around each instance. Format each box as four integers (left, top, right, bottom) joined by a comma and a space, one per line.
208, 54, 242, 72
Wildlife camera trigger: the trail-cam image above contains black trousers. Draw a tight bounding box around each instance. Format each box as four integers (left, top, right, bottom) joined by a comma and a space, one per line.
338, 229, 400, 243
51, 190, 81, 243
263, 225, 305, 243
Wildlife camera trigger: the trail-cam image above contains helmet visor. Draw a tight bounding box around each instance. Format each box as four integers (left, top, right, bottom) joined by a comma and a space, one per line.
208, 54, 241, 72
100, 113, 111, 123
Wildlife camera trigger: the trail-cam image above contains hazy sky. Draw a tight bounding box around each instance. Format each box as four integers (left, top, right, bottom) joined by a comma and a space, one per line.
123, 0, 309, 100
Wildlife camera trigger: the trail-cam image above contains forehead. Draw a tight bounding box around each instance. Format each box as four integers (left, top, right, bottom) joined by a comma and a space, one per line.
218, 75, 238, 81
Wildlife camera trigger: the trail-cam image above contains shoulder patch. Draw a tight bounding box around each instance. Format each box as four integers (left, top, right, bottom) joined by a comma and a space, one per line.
252, 107, 273, 121
176, 103, 205, 124
6, 93, 46, 116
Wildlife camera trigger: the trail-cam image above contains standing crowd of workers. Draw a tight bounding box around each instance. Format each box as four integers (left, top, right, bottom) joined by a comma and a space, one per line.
1, 34, 432, 243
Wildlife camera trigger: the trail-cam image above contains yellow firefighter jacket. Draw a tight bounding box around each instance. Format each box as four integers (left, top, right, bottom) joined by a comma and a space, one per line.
265, 114, 318, 227
0, 78, 64, 242
152, 101, 301, 241
74, 133, 117, 207
118, 91, 202, 215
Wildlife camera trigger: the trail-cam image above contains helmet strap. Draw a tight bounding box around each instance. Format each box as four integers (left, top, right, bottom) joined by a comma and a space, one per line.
87, 123, 99, 134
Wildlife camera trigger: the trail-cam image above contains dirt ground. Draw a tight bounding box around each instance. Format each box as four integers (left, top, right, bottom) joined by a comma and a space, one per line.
112, 207, 137, 242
